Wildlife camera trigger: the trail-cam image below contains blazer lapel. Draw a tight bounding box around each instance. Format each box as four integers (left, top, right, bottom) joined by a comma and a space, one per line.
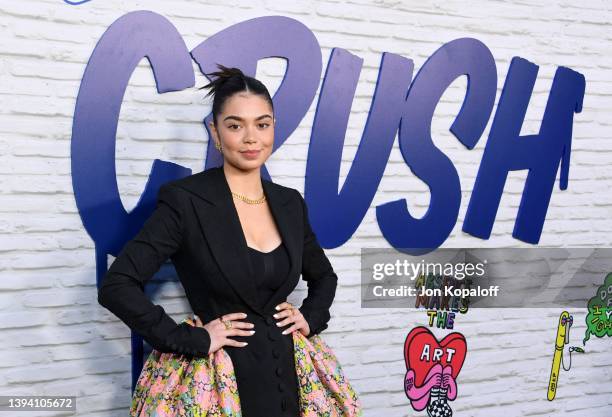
180, 166, 300, 316
260, 177, 301, 313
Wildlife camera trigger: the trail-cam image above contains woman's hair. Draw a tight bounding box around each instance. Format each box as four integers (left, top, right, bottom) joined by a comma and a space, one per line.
199, 63, 274, 126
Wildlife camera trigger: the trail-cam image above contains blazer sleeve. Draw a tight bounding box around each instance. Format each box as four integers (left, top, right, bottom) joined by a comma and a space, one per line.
97, 184, 211, 356
295, 190, 338, 336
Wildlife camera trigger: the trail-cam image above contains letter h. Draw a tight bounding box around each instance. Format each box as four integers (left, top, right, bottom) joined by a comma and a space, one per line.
463, 57, 585, 244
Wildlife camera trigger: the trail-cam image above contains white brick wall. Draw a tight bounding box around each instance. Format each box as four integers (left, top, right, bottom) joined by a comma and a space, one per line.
1, 0, 611, 416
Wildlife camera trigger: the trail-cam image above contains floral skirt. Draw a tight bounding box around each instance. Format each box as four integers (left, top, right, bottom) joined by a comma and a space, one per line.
130, 317, 362, 417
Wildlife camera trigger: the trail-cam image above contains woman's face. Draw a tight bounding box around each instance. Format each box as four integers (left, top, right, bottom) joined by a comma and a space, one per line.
209, 92, 275, 173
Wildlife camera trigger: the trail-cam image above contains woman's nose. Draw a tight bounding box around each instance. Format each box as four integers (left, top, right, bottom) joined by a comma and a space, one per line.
243, 134, 257, 144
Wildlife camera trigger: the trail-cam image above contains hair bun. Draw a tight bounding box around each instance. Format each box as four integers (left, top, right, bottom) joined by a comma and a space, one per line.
198, 63, 274, 126
213, 64, 245, 80
199, 63, 246, 98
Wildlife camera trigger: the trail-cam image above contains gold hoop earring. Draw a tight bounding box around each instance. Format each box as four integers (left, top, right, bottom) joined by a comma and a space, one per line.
215, 141, 223, 152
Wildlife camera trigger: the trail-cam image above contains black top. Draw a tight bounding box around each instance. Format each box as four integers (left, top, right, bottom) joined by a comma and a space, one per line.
247, 241, 290, 307
246, 241, 300, 416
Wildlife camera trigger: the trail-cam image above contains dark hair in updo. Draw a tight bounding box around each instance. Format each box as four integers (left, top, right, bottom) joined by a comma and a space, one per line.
199, 63, 274, 126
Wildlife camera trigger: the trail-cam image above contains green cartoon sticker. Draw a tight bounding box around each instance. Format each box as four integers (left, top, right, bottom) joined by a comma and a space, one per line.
583, 272, 612, 345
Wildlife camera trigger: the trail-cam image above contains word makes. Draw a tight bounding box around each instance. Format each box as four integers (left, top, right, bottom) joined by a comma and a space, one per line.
415, 274, 470, 312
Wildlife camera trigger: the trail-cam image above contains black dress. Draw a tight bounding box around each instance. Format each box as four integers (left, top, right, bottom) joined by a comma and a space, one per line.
97, 167, 339, 417
242, 240, 301, 416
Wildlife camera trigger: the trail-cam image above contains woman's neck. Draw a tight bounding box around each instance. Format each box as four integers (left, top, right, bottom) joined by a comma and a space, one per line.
222, 164, 264, 199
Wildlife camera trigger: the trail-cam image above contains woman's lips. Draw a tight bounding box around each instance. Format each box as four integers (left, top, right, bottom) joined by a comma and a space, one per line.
241, 150, 261, 159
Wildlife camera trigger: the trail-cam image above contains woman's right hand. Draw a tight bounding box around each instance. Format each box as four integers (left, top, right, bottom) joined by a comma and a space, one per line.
192, 312, 255, 354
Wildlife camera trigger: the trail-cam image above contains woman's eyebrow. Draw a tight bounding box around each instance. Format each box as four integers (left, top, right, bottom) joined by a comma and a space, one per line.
223, 114, 272, 122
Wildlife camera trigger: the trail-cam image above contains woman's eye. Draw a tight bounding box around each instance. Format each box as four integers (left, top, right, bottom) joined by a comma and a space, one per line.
228, 124, 240, 130
259, 123, 270, 128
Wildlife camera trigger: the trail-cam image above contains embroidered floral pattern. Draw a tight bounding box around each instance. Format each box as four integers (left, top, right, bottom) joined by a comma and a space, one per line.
129, 317, 362, 417
293, 332, 362, 417
130, 317, 241, 417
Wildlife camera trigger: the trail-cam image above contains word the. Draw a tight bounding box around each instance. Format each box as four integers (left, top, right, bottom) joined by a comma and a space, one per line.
427, 310, 456, 330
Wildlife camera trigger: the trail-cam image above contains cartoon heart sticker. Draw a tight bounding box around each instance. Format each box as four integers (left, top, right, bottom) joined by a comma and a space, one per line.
404, 327, 467, 387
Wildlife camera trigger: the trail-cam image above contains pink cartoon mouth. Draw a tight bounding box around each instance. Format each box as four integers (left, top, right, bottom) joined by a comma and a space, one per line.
405, 364, 457, 411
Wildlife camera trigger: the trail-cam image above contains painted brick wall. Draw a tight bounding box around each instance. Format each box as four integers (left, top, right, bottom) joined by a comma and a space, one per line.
0, 0, 610, 416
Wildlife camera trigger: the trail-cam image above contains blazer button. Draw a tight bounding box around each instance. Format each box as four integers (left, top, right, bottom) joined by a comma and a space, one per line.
276, 367, 283, 376
277, 382, 285, 392
265, 316, 274, 326
272, 348, 280, 358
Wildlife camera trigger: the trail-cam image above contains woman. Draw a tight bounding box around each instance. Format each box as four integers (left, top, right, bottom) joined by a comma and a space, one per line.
98, 64, 357, 416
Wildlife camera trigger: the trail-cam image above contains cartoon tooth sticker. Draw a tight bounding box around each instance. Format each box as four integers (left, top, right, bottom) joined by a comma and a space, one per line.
404, 327, 467, 417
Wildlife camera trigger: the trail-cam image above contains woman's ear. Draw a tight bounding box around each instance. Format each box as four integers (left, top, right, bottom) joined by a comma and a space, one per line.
209, 121, 219, 142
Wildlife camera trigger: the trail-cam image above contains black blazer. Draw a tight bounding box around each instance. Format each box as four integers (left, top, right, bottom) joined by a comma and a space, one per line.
97, 165, 338, 358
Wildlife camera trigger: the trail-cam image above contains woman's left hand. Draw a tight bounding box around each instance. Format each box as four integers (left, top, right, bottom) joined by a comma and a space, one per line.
274, 302, 310, 337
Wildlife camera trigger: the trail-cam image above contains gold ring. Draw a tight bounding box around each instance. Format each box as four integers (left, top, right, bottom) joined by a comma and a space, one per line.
222, 319, 232, 329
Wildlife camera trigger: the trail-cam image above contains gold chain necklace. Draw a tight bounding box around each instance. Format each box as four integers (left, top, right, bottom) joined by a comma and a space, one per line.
231, 191, 266, 204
